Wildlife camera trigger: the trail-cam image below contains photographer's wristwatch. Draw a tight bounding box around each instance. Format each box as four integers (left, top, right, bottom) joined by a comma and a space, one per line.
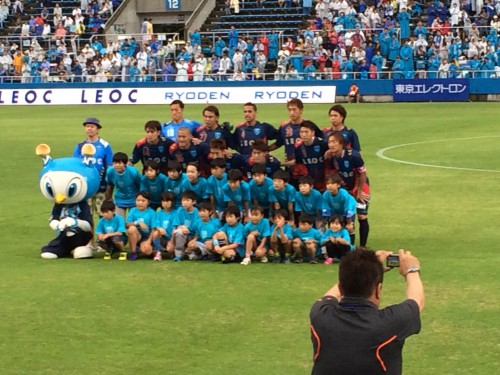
405, 266, 420, 276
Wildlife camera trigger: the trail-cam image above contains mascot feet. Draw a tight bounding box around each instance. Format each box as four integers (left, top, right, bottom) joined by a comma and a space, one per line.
73, 246, 94, 259
41, 252, 59, 259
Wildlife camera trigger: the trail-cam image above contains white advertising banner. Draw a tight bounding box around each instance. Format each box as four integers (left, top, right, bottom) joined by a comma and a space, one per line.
0, 86, 336, 105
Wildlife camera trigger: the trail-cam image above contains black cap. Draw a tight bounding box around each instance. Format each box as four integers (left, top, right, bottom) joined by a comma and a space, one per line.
83, 117, 102, 129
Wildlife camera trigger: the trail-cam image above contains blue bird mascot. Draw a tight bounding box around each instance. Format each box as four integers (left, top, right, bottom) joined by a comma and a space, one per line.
36, 143, 100, 259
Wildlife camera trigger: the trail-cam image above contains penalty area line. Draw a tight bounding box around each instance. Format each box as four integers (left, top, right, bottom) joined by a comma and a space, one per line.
376, 136, 500, 173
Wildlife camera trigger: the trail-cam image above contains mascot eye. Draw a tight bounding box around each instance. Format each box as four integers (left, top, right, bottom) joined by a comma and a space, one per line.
68, 182, 78, 198
66, 178, 83, 198
45, 182, 54, 197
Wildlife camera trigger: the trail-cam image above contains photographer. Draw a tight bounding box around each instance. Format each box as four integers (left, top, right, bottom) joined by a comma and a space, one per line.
310, 249, 424, 375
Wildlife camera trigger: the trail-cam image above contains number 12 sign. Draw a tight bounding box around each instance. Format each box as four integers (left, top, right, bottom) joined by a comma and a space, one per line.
166, 0, 181, 9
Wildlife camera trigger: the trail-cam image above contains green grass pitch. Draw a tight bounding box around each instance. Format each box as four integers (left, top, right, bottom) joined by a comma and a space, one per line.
0, 102, 499, 374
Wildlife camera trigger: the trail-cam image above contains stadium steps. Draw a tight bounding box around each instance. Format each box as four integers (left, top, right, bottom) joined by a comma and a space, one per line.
200, 0, 310, 49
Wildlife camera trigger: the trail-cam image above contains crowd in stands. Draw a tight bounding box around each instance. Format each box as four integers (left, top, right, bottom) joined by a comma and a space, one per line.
2, 0, 500, 82
80, 100, 370, 263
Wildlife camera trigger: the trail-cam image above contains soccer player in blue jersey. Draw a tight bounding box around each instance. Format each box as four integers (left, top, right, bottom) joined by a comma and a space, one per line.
321, 173, 357, 245
232, 102, 279, 155
168, 127, 211, 177
295, 175, 323, 228
207, 158, 229, 217
289, 121, 327, 191
223, 169, 251, 222
292, 213, 323, 264
193, 105, 232, 147
161, 100, 201, 142
126, 191, 157, 260
185, 163, 209, 203
321, 214, 353, 265
171, 190, 200, 261
187, 201, 221, 260
130, 120, 174, 175
164, 160, 189, 209
213, 206, 246, 263
152, 192, 176, 261
73, 117, 113, 215
140, 160, 167, 210
270, 209, 293, 264
95, 200, 127, 260
269, 169, 296, 224
240, 205, 272, 265
274, 98, 322, 164
249, 163, 274, 217
241, 139, 281, 181
325, 132, 370, 247
105, 152, 141, 220
322, 104, 362, 152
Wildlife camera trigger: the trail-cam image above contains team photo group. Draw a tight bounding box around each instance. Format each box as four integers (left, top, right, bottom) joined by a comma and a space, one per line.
41, 98, 371, 265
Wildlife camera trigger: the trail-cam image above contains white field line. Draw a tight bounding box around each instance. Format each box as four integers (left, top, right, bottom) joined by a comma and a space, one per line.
375, 136, 500, 173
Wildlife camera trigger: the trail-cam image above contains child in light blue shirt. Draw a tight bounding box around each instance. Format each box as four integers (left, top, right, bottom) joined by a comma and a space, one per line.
292, 213, 322, 264
322, 215, 353, 265
241, 206, 272, 265
140, 160, 167, 210
171, 190, 199, 261
105, 152, 141, 219
213, 206, 246, 263
126, 191, 157, 260
95, 200, 127, 260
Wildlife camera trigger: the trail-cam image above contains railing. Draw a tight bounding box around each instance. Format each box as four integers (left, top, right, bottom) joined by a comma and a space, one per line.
88, 32, 181, 45
1, 69, 498, 84
200, 29, 285, 50
0, 34, 84, 55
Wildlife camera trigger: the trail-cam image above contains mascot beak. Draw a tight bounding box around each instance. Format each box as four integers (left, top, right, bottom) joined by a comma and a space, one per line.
55, 193, 67, 204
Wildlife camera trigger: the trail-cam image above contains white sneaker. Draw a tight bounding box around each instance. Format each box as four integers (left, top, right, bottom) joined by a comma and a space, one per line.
240, 257, 251, 265
260, 256, 269, 263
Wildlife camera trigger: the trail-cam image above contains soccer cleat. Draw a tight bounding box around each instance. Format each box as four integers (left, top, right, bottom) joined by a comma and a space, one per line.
128, 252, 138, 261
282, 256, 291, 264
273, 256, 282, 264
293, 258, 304, 263
260, 256, 268, 263
118, 252, 127, 261
173, 256, 182, 262
154, 251, 162, 261
323, 257, 334, 265
103, 252, 111, 260
310, 257, 318, 264
240, 257, 251, 265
